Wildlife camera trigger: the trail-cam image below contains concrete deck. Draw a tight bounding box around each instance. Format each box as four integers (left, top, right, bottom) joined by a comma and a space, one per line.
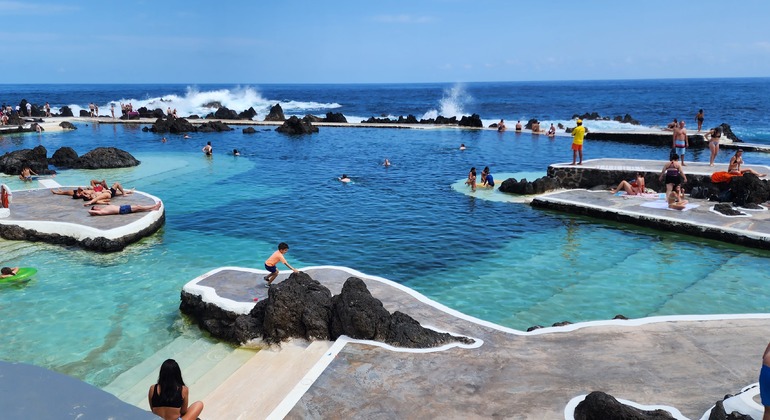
0, 187, 164, 252
540, 159, 770, 250
180, 266, 769, 419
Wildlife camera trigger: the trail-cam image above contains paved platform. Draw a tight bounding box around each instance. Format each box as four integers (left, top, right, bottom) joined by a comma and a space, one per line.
540, 159, 770, 250
0, 187, 164, 252
179, 266, 769, 419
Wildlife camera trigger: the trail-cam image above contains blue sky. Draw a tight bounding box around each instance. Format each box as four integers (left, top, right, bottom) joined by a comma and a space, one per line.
1, 0, 769, 84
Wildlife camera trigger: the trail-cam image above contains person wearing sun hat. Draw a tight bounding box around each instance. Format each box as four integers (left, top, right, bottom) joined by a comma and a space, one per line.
571, 119, 587, 165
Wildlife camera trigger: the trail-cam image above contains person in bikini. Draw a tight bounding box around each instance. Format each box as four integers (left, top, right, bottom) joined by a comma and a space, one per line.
547, 124, 556, 137
82, 182, 134, 205
465, 167, 477, 192
667, 184, 689, 210
88, 201, 161, 216
52, 186, 93, 200
148, 359, 204, 420
695, 109, 704, 132
497, 119, 506, 132
705, 126, 722, 166
611, 172, 646, 195
659, 153, 687, 198
728, 149, 766, 177
515, 120, 522, 131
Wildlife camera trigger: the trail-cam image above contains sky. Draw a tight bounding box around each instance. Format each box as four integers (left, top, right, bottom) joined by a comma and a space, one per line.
1, 0, 769, 84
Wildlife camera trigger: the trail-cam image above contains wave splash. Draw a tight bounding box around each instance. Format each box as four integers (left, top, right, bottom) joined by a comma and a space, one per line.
64, 86, 341, 120
421, 84, 472, 120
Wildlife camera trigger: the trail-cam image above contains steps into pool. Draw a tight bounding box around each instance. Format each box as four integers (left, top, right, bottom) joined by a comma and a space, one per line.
103, 336, 332, 417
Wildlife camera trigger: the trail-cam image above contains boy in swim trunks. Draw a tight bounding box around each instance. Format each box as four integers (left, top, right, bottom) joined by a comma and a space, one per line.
571, 119, 586, 165
263, 242, 299, 287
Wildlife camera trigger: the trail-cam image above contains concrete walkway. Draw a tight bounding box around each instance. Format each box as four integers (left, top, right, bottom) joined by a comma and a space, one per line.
181, 266, 769, 419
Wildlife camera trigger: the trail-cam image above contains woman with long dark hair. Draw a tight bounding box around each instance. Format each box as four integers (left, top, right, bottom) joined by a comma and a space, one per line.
148, 359, 204, 420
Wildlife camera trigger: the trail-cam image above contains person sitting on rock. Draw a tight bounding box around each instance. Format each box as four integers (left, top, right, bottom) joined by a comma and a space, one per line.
728, 149, 766, 177
611, 172, 646, 195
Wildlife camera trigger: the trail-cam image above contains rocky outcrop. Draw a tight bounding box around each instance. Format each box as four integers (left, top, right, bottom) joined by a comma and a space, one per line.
148, 117, 196, 134
364, 115, 419, 124
59, 106, 74, 117
0, 145, 52, 175
264, 104, 286, 121
238, 107, 258, 120
571, 112, 640, 125
276, 116, 318, 135
136, 107, 164, 119
209, 107, 238, 120
458, 113, 483, 128
197, 121, 232, 133
59, 121, 77, 130
303, 114, 322, 123
499, 176, 561, 195
574, 391, 676, 420
74, 147, 140, 170
49, 147, 79, 168
180, 272, 475, 348
242, 127, 257, 134
324, 112, 347, 123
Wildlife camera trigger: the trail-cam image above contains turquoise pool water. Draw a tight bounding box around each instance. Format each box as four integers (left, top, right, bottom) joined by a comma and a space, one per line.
1, 124, 769, 387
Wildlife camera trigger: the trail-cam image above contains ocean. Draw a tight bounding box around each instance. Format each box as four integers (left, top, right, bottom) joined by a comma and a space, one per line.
0, 78, 769, 387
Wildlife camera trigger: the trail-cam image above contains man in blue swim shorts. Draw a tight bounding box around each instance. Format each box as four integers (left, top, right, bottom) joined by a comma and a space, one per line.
88, 201, 162, 216
761, 342, 770, 420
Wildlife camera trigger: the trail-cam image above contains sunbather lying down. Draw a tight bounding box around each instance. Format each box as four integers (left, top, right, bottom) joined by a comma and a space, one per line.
88, 201, 161, 216
83, 182, 135, 206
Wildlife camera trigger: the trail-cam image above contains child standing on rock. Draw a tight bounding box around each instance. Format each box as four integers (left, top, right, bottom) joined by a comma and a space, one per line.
263, 242, 299, 287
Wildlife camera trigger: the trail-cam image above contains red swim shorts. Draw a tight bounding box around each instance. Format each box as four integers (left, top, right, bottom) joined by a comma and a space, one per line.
571, 143, 583, 151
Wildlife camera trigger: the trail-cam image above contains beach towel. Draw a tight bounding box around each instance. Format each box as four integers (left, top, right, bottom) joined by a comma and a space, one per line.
640, 201, 699, 211
711, 171, 741, 183
613, 192, 665, 199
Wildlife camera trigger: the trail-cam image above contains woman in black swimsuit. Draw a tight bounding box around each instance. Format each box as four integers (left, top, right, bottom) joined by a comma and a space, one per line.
659, 154, 687, 198
148, 359, 204, 420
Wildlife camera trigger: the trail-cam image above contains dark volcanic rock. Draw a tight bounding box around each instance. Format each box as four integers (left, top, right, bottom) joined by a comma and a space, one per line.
499, 176, 561, 195
238, 107, 258, 120
242, 127, 257, 134
574, 391, 676, 420
264, 104, 286, 121
49, 147, 79, 168
719, 123, 741, 142
330, 277, 391, 341
74, 147, 140, 170
323, 112, 347, 123
79, 110, 90, 117
59, 106, 74, 117
182, 272, 474, 348
458, 113, 483, 128
276, 116, 318, 134
727, 173, 770, 205
197, 121, 232, 133
59, 121, 77, 130
303, 114, 322, 123
262, 272, 332, 343
713, 203, 745, 216
0, 145, 52, 175
150, 117, 196, 134
212, 107, 238, 120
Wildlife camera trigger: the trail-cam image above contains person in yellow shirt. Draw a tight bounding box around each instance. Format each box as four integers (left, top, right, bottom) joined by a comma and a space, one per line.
263, 242, 299, 287
571, 119, 587, 165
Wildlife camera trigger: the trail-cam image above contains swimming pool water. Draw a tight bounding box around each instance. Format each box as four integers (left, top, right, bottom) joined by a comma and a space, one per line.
1, 123, 769, 387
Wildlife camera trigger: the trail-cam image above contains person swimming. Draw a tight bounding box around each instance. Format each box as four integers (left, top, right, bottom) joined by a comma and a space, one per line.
339, 174, 351, 183
459, 144, 466, 150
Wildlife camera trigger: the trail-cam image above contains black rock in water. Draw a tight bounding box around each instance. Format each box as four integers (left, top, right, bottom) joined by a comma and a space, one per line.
276, 116, 318, 134
50, 147, 79, 168
264, 103, 286, 121
74, 147, 140, 170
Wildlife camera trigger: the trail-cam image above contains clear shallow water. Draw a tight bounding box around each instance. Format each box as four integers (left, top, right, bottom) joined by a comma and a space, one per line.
1, 80, 770, 388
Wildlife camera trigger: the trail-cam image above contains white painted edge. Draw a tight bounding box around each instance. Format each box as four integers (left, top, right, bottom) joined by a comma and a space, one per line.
0, 190, 163, 240
564, 394, 687, 420
183, 265, 770, 419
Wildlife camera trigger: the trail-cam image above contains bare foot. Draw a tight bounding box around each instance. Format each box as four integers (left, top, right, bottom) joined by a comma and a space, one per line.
577, 162, 582, 165
152, 201, 162, 210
